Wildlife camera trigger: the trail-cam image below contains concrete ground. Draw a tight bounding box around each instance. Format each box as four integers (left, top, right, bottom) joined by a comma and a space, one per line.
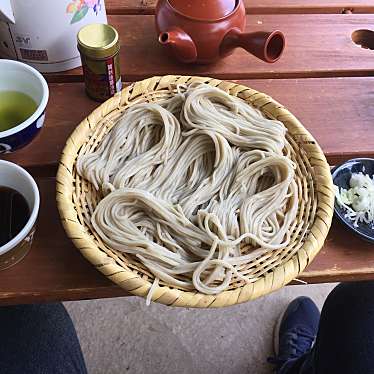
65, 283, 334, 374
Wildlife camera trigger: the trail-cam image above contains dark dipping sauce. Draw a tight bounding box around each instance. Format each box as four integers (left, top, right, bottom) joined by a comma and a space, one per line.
0, 186, 30, 247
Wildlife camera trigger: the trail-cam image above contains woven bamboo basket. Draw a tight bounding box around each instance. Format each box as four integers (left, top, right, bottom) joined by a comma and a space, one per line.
56, 75, 334, 308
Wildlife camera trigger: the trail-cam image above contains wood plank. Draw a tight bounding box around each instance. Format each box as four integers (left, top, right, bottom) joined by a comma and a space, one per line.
45, 14, 374, 82
0, 177, 373, 305
301, 221, 374, 283
105, 0, 374, 15
3, 77, 374, 170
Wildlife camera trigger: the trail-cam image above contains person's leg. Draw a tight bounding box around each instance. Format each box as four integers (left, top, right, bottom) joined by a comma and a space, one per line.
312, 281, 374, 373
271, 281, 374, 374
0, 303, 87, 374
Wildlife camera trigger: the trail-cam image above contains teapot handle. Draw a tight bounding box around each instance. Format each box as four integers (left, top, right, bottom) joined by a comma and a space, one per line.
0, 0, 15, 24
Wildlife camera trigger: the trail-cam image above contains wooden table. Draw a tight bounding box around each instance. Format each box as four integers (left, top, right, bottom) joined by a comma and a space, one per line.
1, 0, 374, 305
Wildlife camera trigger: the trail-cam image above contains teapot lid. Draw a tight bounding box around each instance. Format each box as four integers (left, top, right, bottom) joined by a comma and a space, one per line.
168, 0, 237, 20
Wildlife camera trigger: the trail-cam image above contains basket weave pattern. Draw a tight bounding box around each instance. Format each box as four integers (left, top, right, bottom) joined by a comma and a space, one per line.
56, 75, 334, 308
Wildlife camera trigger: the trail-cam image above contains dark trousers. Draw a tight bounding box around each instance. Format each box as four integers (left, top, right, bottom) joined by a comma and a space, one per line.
0, 303, 87, 374
281, 281, 374, 374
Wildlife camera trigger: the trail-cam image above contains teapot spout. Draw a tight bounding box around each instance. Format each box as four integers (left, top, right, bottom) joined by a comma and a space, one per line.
221, 29, 285, 63
159, 27, 197, 64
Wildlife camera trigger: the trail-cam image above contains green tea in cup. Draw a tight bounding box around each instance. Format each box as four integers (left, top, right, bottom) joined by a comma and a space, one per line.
0, 91, 38, 132
0, 60, 49, 153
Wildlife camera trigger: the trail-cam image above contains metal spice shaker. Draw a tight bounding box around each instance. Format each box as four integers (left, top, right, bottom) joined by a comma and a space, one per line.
77, 23, 122, 102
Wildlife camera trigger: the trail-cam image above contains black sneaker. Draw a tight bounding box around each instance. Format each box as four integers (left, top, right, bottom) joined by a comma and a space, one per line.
268, 296, 320, 372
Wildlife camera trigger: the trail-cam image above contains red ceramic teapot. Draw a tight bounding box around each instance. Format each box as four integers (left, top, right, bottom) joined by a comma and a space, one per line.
155, 0, 285, 64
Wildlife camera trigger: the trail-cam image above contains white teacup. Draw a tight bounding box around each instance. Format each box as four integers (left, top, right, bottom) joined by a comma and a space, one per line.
0, 59, 49, 153
0, 160, 40, 270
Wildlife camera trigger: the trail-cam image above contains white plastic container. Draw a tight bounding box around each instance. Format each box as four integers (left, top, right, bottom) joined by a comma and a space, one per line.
0, 0, 107, 72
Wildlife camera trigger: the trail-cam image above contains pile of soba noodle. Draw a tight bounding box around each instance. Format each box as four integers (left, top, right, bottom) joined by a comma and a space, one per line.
77, 83, 298, 302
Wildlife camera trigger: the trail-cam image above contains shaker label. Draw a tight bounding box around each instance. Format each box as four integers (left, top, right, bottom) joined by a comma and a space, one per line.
80, 50, 121, 101
106, 58, 116, 96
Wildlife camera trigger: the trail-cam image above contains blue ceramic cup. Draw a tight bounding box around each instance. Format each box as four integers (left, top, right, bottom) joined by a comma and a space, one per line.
0, 60, 49, 153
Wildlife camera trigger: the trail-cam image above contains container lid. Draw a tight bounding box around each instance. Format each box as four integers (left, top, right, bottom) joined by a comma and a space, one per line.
168, 0, 236, 20
77, 24, 119, 59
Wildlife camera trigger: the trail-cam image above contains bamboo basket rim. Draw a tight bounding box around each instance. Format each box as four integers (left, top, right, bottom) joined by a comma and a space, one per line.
56, 75, 334, 308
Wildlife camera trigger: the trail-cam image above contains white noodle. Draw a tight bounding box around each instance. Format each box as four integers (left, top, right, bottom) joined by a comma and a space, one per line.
77, 83, 298, 299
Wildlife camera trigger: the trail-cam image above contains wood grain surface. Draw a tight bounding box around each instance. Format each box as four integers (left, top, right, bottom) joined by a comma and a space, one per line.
4, 77, 374, 170
105, 0, 374, 15
0, 177, 373, 305
45, 14, 374, 82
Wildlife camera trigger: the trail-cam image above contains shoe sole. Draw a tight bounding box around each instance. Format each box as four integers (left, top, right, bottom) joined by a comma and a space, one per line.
273, 308, 287, 356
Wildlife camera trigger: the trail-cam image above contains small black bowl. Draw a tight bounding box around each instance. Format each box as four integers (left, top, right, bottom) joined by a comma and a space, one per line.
332, 158, 374, 243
